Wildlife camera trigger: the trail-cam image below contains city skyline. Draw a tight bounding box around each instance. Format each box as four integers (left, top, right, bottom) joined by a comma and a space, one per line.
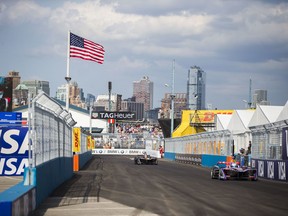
0, 0, 287, 109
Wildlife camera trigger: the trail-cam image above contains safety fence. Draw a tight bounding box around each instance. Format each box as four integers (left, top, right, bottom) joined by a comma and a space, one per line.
30, 92, 77, 167
250, 126, 285, 160
0, 92, 94, 215
164, 119, 288, 181
165, 130, 233, 156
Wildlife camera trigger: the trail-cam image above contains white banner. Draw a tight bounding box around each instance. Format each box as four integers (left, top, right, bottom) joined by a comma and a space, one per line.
92, 148, 145, 155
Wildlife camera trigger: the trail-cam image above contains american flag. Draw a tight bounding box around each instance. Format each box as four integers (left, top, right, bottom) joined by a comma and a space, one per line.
70, 32, 105, 64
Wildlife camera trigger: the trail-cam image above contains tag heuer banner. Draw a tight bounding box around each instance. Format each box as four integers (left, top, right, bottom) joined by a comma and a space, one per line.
91, 111, 136, 120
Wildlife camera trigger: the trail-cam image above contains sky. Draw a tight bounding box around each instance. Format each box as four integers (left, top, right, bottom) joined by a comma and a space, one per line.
0, 0, 287, 110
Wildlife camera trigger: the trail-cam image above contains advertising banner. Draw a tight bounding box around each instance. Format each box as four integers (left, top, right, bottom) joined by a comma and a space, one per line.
0, 127, 29, 176
0, 112, 22, 125
0, 76, 13, 112
92, 148, 145, 155
91, 111, 136, 120
87, 135, 92, 150
72, 127, 81, 153
191, 110, 234, 124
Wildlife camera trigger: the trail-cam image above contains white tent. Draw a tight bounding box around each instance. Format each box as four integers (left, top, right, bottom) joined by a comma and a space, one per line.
215, 114, 232, 130
226, 110, 255, 152
227, 110, 255, 134
276, 100, 288, 122
248, 105, 283, 128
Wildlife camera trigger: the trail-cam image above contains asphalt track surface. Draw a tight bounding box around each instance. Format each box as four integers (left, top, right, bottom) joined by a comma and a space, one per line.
32, 155, 288, 216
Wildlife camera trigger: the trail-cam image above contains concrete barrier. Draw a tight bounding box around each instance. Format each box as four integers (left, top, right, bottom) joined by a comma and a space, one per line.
164, 152, 176, 160
35, 157, 73, 207
79, 151, 92, 169
0, 182, 36, 216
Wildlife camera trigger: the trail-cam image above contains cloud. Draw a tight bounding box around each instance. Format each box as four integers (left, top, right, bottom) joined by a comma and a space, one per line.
0, 0, 287, 110
0, 0, 50, 24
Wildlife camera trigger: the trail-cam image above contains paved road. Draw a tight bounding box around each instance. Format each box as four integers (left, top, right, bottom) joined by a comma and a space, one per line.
32, 156, 288, 216
0, 176, 22, 193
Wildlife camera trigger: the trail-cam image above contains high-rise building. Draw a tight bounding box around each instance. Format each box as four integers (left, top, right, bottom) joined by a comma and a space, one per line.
55, 84, 66, 102
161, 93, 187, 119
7, 71, 21, 89
187, 66, 206, 110
252, 89, 270, 107
13, 84, 29, 107
22, 80, 50, 97
121, 97, 144, 120
95, 93, 122, 111
86, 93, 96, 107
55, 82, 85, 108
133, 76, 153, 112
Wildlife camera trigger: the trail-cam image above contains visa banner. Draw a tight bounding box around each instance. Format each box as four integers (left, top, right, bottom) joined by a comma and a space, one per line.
0, 126, 29, 176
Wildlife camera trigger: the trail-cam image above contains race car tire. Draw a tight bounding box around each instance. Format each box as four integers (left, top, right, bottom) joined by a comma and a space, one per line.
211, 170, 216, 179
137, 159, 141, 165
219, 170, 226, 180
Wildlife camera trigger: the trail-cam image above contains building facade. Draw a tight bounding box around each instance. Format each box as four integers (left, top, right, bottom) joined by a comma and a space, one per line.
121, 97, 144, 120
86, 93, 96, 107
187, 66, 206, 110
7, 71, 21, 89
160, 93, 187, 119
252, 89, 270, 107
95, 93, 122, 111
55, 82, 86, 108
22, 80, 50, 97
133, 76, 153, 112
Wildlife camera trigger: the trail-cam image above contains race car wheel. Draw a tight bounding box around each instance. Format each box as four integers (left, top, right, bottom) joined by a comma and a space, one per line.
219, 170, 226, 180
211, 170, 216, 179
137, 159, 141, 165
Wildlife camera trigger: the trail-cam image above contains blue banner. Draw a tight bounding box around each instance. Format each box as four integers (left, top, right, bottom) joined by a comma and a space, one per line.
0, 127, 29, 176
0, 112, 22, 125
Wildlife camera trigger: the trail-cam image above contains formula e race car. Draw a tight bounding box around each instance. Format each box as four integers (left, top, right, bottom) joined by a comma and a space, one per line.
134, 153, 158, 165
211, 161, 257, 181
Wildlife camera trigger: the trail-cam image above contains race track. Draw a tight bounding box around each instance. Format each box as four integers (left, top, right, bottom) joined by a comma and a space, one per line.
33, 155, 288, 216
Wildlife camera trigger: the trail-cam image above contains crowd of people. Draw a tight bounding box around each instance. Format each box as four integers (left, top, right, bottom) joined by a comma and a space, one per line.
116, 123, 164, 139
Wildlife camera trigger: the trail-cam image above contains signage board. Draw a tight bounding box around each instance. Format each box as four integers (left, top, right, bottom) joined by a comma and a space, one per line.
0, 126, 29, 176
0, 112, 22, 125
0, 76, 13, 112
91, 111, 136, 120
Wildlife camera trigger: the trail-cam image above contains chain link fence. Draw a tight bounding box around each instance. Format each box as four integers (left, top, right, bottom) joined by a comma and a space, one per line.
165, 130, 233, 156
250, 126, 283, 160
30, 92, 77, 167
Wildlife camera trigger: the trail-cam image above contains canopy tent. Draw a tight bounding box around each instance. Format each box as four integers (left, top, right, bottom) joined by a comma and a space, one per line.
227, 110, 255, 134
276, 100, 288, 122
248, 105, 283, 128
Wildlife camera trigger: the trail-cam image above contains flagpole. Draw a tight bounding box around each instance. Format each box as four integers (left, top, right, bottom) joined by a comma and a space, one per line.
65, 31, 71, 111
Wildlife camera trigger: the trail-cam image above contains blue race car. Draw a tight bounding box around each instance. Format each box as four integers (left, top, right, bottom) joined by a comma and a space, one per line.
211, 161, 257, 181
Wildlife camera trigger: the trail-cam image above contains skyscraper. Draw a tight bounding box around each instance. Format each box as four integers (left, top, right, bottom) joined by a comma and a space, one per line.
55, 82, 85, 108
133, 76, 153, 112
252, 89, 270, 107
187, 66, 206, 110
22, 80, 50, 97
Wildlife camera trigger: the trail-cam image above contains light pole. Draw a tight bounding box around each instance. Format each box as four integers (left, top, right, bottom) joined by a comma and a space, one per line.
170, 60, 175, 138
